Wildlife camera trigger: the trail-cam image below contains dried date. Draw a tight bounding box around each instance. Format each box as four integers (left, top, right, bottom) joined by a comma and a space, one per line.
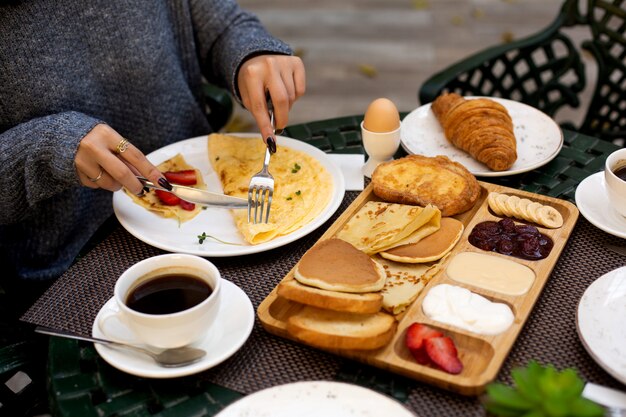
468, 219, 553, 260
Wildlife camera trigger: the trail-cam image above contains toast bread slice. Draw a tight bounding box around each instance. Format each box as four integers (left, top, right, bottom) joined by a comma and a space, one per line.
277, 278, 383, 314
287, 306, 397, 350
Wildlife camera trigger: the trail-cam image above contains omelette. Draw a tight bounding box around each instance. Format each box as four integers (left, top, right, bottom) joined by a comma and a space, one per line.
125, 153, 205, 223
208, 133, 333, 244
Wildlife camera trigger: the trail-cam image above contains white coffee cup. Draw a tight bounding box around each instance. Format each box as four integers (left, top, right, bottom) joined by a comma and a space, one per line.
605, 148, 626, 218
98, 254, 222, 349
361, 121, 401, 178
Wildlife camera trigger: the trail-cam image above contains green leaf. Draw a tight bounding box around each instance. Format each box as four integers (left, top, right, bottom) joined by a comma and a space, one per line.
568, 398, 605, 417
486, 384, 533, 411
512, 362, 543, 404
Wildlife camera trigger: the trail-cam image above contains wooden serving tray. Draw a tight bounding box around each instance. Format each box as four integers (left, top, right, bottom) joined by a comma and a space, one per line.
257, 181, 579, 395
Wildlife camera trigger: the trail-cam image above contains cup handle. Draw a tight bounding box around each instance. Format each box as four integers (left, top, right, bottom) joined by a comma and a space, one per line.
97, 300, 141, 345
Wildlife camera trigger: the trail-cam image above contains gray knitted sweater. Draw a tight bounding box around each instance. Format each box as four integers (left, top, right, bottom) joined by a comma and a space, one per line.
0, 0, 292, 280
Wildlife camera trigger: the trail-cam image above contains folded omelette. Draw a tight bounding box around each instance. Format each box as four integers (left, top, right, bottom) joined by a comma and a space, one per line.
208, 134, 333, 244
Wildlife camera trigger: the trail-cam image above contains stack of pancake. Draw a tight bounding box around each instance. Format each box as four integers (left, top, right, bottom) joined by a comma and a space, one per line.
431, 93, 517, 171
279, 201, 465, 351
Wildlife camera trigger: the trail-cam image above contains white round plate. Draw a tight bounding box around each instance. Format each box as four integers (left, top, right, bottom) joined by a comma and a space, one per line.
112, 134, 345, 256
92, 279, 253, 378
400, 97, 563, 177
577, 266, 626, 384
575, 171, 626, 239
215, 381, 416, 417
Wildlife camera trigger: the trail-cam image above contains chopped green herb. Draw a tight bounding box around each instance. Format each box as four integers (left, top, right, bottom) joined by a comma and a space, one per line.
215, 156, 220, 161
286, 196, 293, 201
197, 232, 242, 246
295, 190, 301, 196
291, 162, 301, 173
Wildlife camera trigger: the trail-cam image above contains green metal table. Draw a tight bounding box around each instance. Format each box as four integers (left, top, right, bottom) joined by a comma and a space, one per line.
5, 117, 624, 417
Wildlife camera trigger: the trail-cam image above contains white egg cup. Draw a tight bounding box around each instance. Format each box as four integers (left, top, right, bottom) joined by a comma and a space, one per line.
361, 121, 401, 178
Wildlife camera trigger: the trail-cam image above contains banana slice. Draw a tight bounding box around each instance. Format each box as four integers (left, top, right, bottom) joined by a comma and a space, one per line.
488, 192, 503, 215
496, 194, 514, 217
537, 205, 564, 228
504, 195, 522, 219
526, 202, 544, 224
517, 198, 533, 221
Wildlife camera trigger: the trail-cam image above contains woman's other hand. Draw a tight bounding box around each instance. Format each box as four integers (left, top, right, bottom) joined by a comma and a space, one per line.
75, 124, 167, 195
237, 54, 306, 143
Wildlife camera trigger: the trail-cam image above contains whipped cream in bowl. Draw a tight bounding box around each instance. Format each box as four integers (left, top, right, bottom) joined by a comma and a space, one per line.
422, 284, 515, 335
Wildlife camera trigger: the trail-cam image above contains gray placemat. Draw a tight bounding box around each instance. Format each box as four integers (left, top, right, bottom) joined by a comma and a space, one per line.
21, 192, 626, 416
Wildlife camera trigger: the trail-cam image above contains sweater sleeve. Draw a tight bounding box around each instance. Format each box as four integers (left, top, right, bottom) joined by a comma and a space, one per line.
0, 111, 102, 224
190, 0, 293, 100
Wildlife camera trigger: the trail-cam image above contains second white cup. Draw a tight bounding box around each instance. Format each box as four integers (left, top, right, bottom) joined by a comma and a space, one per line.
605, 148, 626, 218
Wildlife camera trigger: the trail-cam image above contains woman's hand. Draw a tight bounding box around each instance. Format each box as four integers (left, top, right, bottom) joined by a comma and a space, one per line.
237, 54, 306, 143
75, 124, 167, 195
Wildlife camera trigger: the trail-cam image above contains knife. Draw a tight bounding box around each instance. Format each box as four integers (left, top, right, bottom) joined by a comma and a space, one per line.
582, 382, 626, 415
604, 244, 626, 257
136, 176, 248, 209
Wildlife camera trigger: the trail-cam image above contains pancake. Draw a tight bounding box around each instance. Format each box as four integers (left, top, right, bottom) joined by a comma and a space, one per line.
376, 254, 447, 315
208, 134, 332, 244
294, 238, 386, 293
125, 153, 205, 223
379, 217, 464, 263
335, 201, 441, 254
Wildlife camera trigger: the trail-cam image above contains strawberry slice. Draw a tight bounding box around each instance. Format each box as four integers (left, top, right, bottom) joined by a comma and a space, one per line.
405, 323, 443, 351
405, 323, 443, 365
155, 189, 180, 206
179, 200, 196, 211
164, 170, 197, 185
424, 336, 463, 375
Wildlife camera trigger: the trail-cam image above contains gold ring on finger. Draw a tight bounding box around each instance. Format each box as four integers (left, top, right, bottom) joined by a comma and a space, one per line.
88, 168, 104, 182
115, 138, 130, 154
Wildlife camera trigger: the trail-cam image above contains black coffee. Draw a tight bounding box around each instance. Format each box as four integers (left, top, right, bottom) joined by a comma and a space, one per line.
126, 274, 212, 315
613, 165, 626, 182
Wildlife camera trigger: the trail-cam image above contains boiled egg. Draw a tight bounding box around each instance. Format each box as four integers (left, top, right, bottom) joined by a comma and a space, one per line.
363, 98, 400, 133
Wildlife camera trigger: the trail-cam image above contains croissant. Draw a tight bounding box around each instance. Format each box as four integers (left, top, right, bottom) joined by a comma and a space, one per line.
431, 93, 517, 171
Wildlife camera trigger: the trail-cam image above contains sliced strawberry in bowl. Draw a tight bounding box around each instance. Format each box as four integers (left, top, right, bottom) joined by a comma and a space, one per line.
424, 336, 464, 375
155, 189, 181, 206
179, 200, 196, 211
164, 170, 197, 185
405, 323, 443, 351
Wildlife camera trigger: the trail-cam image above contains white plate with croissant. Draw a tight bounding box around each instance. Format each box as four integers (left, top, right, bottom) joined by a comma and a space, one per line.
400, 96, 563, 177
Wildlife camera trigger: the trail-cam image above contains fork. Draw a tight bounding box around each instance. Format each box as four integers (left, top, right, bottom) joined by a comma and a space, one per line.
247, 101, 277, 224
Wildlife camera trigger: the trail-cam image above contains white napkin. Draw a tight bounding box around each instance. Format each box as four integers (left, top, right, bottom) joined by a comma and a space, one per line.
328, 154, 365, 191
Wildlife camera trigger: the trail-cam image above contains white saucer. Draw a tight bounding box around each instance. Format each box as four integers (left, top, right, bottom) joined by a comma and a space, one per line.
577, 266, 626, 384
92, 279, 254, 378
575, 171, 626, 239
214, 381, 416, 417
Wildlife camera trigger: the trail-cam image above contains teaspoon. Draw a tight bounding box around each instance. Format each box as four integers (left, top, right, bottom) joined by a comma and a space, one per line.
35, 326, 206, 367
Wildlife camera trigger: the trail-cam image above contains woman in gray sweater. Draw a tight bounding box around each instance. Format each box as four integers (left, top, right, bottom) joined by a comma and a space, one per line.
0, 0, 305, 283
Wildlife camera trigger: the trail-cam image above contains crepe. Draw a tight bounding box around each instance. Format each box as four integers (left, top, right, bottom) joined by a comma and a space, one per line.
335, 201, 441, 254
125, 153, 205, 223
208, 133, 333, 244
376, 254, 447, 315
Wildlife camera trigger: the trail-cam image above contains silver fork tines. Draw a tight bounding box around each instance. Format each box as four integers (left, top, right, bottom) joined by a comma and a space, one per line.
248, 147, 274, 224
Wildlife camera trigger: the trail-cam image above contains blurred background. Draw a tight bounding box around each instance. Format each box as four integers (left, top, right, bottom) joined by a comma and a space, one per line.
230, 0, 592, 131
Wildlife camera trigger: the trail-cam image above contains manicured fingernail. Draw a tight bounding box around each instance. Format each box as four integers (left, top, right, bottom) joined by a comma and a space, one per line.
143, 186, 150, 194
136, 189, 145, 197
158, 178, 172, 190
274, 128, 284, 136
267, 137, 277, 154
